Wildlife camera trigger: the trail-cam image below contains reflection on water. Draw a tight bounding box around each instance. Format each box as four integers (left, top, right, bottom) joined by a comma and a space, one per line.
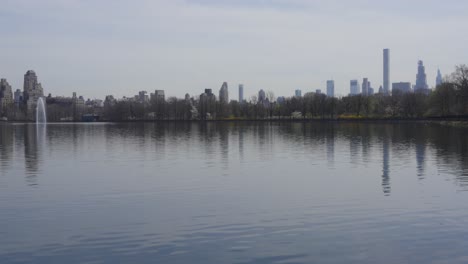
0, 122, 468, 264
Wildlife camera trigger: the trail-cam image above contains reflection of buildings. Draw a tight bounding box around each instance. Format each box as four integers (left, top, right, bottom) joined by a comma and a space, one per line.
238, 125, 244, 162
23, 125, 45, 186
382, 137, 391, 195
415, 140, 426, 180
326, 126, 335, 167
0, 125, 14, 172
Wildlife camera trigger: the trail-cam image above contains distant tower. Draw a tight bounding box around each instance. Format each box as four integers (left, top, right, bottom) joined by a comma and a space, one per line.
415, 61, 429, 93
436, 69, 443, 87
295, 89, 302, 97
362, 78, 369, 96
219, 82, 229, 103
258, 89, 266, 102
350, 80, 359, 95
238, 84, 244, 103
326, 80, 335, 97
383, 49, 390, 95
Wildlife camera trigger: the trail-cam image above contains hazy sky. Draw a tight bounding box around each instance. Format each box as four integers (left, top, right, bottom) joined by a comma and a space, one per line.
1, 0, 468, 99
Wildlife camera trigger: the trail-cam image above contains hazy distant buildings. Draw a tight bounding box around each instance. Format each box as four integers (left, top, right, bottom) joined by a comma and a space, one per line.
14, 89, 23, 104
219, 82, 229, 103
436, 69, 443, 87
0, 79, 13, 116
316, 89, 322, 94
383, 49, 390, 95
137, 91, 148, 103
277, 96, 286, 104
238, 84, 244, 103
295, 89, 302, 97
150, 90, 165, 101
362, 78, 369, 96
326, 80, 335, 97
414, 60, 429, 94
350, 80, 360, 95
392, 82, 412, 93
258, 89, 266, 102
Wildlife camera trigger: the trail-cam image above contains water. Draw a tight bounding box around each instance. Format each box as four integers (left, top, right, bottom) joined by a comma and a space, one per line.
0, 122, 468, 264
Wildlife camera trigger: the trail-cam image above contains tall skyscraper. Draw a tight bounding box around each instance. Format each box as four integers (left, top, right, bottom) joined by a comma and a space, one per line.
350, 80, 359, 95
383, 49, 390, 95
219, 82, 229, 103
436, 69, 443, 87
238, 84, 244, 103
295, 89, 302, 97
362, 78, 369, 96
326, 80, 335, 97
414, 60, 429, 93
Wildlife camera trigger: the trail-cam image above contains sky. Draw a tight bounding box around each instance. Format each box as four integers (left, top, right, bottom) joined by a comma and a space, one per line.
1, 0, 468, 100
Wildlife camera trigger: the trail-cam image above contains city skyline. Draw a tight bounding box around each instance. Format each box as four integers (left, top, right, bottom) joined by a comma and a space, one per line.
1, 1, 467, 99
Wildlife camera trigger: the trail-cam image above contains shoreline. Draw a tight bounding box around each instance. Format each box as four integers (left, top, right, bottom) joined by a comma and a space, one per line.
3, 116, 468, 124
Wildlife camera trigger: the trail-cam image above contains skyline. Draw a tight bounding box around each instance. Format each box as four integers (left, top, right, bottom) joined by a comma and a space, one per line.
1, 0, 468, 99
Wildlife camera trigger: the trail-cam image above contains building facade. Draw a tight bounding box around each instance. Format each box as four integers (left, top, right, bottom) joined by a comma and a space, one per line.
362, 78, 369, 96
392, 82, 412, 93
258, 89, 266, 102
414, 60, 429, 94
219, 82, 229, 103
295, 89, 302, 97
350, 80, 359, 95
383, 49, 390, 95
238, 84, 244, 103
436, 69, 443, 87
0, 79, 13, 116
326, 80, 335, 97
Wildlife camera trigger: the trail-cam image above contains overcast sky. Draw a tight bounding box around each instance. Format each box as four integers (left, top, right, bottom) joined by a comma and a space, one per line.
1, 0, 468, 100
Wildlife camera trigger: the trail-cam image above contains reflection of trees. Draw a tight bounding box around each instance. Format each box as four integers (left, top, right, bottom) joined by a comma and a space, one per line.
0, 125, 14, 172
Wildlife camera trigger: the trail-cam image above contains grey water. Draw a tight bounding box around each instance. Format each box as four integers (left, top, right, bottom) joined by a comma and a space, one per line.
1, 122, 468, 264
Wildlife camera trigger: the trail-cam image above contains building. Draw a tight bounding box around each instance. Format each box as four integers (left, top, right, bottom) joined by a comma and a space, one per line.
436, 69, 443, 87
0, 79, 13, 116
238, 84, 244, 103
219, 82, 229, 103
14, 89, 23, 104
392, 82, 412, 93
23, 70, 44, 104
185, 93, 190, 101
326, 80, 335, 97
414, 60, 429, 94
258, 89, 266, 102
151, 90, 165, 101
383, 49, 390, 95
362, 78, 369, 96
378, 86, 383, 94
295, 89, 302, 97
368, 87, 374, 95
350, 80, 360, 95
23, 70, 45, 119
205, 89, 213, 96
277, 96, 286, 104
316, 89, 322, 94
137, 91, 148, 103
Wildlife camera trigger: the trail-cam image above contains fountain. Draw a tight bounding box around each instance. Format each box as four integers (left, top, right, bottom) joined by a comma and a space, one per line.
36, 97, 47, 124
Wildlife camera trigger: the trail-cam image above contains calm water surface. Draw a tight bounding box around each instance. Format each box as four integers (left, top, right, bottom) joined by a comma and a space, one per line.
1, 122, 468, 264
